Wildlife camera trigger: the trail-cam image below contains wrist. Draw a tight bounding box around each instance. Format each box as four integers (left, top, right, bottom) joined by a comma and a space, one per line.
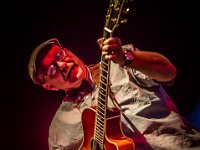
122, 48, 135, 67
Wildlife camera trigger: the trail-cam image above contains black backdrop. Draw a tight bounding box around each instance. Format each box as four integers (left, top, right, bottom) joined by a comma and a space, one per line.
1, 0, 199, 149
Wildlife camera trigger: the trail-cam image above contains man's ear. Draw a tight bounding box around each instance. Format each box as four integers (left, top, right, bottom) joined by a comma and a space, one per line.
42, 83, 59, 91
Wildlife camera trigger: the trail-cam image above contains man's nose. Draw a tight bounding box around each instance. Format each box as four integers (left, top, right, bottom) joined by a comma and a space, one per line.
56, 61, 66, 70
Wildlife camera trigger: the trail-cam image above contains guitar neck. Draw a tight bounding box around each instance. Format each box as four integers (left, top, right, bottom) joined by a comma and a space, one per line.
93, 47, 111, 148
93, 6, 114, 145
93, 0, 131, 148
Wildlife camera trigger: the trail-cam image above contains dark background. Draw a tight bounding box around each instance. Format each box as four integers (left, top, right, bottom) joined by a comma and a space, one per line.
1, 0, 199, 149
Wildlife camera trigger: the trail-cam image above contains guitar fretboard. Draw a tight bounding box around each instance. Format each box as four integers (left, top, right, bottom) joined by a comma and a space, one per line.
93, 0, 131, 149
94, 57, 110, 149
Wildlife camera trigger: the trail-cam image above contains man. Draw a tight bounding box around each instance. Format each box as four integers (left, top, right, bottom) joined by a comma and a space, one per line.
28, 37, 200, 150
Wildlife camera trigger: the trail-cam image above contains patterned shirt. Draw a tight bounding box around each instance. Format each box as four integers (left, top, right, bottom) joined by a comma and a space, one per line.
48, 51, 200, 150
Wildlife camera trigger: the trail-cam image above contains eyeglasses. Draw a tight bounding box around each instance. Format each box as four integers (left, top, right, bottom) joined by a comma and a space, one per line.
43, 48, 67, 82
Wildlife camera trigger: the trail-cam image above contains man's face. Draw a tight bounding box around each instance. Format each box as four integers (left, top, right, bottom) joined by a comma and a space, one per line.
39, 44, 87, 90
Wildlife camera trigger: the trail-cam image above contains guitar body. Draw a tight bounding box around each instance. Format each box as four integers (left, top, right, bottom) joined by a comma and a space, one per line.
79, 106, 134, 150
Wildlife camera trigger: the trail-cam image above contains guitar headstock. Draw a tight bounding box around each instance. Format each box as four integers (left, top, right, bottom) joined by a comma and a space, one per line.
103, 0, 133, 38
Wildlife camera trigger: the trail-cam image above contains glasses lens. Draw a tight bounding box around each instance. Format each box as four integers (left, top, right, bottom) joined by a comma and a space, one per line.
55, 49, 66, 61
47, 64, 57, 77
45, 48, 67, 79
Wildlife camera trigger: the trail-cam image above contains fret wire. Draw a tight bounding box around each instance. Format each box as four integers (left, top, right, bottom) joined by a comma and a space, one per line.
101, 69, 108, 78
96, 111, 105, 119
96, 109, 105, 120
99, 87, 106, 95
97, 106, 105, 113
97, 116, 105, 125
97, 107, 105, 116
94, 136, 103, 145
96, 125, 104, 132
94, 122, 104, 132
101, 58, 109, 65
99, 86, 106, 91
97, 105, 105, 113
97, 100, 105, 109
100, 80, 107, 89
98, 97, 106, 105
95, 128, 104, 137
98, 99, 106, 109
101, 62, 108, 69
96, 127, 104, 136
101, 67, 108, 74
101, 59, 109, 66
102, 65, 108, 71
94, 131, 104, 142
99, 92, 106, 101
95, 134, 104, 144
97, 109, 105, 117
100, 74, 107, 81
100, 75, 107, 84
94, 137, 103, 145
95, 130, 104, 138
96, 130, 104, 139
97, 107, 105, 115
96, 113, 105, 123
97, 101, 105, 110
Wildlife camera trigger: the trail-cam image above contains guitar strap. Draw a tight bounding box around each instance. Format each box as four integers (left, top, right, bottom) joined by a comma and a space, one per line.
108, 87, 134, 126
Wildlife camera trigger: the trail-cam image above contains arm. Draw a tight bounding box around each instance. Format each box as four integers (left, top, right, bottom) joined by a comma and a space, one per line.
97, 37, 177, 82
126, 49, 177, 82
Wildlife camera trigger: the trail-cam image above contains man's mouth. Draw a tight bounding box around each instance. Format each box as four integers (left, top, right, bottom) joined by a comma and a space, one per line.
62, 63, 75, 80
62, 63, 77, 80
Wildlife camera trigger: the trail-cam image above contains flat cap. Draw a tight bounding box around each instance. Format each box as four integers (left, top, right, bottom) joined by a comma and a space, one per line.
28, 38, 61, 84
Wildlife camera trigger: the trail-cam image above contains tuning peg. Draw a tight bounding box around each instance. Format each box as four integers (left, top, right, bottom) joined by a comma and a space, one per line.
111, 18, 117, 23
123, 7, 130, 14
120, 19, 128, 24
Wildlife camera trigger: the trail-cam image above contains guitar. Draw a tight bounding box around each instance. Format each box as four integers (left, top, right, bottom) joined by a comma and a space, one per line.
79, 0, 134, 149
